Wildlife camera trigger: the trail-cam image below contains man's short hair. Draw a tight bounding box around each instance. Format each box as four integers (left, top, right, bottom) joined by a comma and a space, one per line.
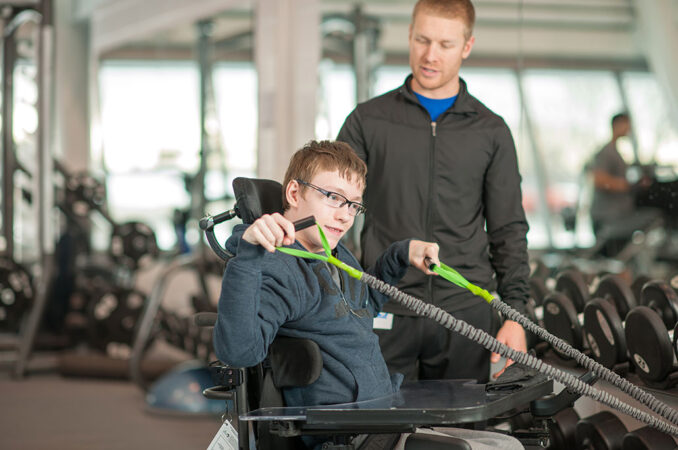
611, 112, 630, 128
282, 140, 367, 210
412, 0, 476, 41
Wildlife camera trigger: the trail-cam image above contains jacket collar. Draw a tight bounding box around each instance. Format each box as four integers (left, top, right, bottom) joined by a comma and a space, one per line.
399, 74, 477, 116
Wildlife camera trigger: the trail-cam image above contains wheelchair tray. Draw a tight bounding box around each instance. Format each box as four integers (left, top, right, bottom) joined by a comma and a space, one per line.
242, 375, 552, 431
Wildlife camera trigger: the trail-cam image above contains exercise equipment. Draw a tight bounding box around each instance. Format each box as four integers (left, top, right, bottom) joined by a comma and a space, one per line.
146, 361, 225, 416
546, 406, 677, 450
575, 411, 628, 450
582, 274, 637, 371
622, 425, 678, 450
0, 257, 34, 333
541, 268, 591, 358
625, 280, 678, 388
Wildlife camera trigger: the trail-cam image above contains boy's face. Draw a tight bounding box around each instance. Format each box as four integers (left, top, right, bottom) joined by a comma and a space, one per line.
285, 170, 364, 253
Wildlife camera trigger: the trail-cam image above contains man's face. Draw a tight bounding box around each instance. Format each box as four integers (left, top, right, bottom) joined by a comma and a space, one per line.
286, 170, 363, 253
408, 11, 474, 99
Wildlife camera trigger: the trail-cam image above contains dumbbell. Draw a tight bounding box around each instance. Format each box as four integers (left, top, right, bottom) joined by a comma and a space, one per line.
624, 280, 678, 387
529, 258, 553, 307
631, 275, 652, 309
549, 408, 626, 450
550, 407, 677, 450
541, 268, 591, 359
622, 425, 678, 450
582, 274, 637, 370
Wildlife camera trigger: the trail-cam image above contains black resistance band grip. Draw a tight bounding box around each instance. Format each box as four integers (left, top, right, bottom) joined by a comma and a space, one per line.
293, 216, 316, 231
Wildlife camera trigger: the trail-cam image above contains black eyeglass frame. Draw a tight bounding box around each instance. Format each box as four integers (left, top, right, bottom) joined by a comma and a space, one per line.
295, 179, 366, 216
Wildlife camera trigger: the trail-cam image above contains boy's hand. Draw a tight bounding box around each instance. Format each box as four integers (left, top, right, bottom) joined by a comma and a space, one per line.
242, 213, 296, 252
409, 240, 440, 276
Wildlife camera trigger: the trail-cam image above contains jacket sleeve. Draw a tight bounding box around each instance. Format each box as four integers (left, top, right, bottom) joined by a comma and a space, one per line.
213, 239, 304, 367
337, 108, 368, 162
364, 239, 410, 313
483, 121, 530, 315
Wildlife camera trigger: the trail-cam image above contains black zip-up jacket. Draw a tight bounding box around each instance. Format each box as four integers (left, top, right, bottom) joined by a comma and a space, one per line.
338, 76, 529, 315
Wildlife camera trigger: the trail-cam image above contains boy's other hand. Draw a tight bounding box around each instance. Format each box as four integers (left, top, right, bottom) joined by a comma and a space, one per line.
409, 240, 440, 276
242, 213, 296, 252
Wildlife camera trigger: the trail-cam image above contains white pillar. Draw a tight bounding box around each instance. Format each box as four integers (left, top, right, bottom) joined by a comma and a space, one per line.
633, 0, 678, 125
255, 0, 320, 182
54, 0, 90, 172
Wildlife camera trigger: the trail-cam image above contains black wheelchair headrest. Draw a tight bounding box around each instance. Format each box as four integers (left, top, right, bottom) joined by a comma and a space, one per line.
233, 177, 284, 224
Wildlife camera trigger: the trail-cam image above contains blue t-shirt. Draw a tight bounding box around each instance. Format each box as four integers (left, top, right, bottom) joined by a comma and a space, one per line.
414, 92, 458, 121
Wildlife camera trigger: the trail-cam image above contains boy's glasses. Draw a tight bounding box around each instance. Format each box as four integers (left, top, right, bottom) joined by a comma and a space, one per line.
295, 179, 366, 216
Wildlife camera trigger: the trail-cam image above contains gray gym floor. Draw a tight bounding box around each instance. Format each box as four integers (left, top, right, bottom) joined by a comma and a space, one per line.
0, 371, 221, 450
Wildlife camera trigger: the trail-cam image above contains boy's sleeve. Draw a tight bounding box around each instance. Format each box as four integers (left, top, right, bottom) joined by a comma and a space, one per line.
364, 239, 410, 312
213, 239, 304, 368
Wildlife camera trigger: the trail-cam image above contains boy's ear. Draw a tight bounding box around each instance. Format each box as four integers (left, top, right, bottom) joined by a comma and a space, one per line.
285, 180, 301, 208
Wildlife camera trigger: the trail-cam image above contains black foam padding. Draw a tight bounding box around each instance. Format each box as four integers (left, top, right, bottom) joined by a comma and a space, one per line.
404, 433, 472, 450
583, 297, 626, 369
232, 177, 284, 224
625, 306, 674, 382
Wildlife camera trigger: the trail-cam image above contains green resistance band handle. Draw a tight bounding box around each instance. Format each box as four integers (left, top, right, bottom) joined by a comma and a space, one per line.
425, 257, 494, 304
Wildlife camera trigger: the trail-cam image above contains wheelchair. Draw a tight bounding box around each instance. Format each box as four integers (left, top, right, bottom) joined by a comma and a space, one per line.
198, 177, 571, 450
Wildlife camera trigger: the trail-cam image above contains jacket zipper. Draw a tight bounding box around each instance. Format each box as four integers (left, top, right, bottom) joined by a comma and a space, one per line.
426, 121, 437, 302
327, 264, 361, 318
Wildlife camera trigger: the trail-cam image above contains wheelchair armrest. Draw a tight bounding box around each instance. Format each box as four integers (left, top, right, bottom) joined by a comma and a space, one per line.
203, 385, 236, 401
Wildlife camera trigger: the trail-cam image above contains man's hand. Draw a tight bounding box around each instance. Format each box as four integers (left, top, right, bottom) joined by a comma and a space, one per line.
242, 213, 296, 252
491, 320, 527, 378
408, 240, 440, 275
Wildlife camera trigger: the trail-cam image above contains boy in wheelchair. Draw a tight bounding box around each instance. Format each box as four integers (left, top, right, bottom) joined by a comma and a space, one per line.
214, 140, 523, 449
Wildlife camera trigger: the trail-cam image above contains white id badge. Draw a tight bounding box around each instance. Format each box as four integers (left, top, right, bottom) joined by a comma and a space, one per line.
207, 420, 238, 450
373, 312, 394, 330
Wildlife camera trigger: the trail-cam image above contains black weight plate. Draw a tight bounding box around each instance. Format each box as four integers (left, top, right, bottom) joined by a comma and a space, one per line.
524, 298, 542, 350
110, 221, 159, 269
583, 298, 626, 369
548, 407, 579, 450
529, 277, 549, 307
86, 291, 121, 352
542, 292, 583, 357
640, 280, 678, 329
529, 258, 550, 280
575, 411, 627, 450
670, 273, 678, 293
105, 290, 145, 345
625, 306, 674, 382
594, 274, 636, 318
0, 258, 34, 332
63, 172, 106, 216
622, 425, 678, 450
554, 269, 589, 312
631, 275, 652, 306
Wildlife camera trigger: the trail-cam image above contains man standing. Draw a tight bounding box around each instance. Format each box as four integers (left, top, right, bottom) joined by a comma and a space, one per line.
589, 113, 636, 257
337, 0, 529, 383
